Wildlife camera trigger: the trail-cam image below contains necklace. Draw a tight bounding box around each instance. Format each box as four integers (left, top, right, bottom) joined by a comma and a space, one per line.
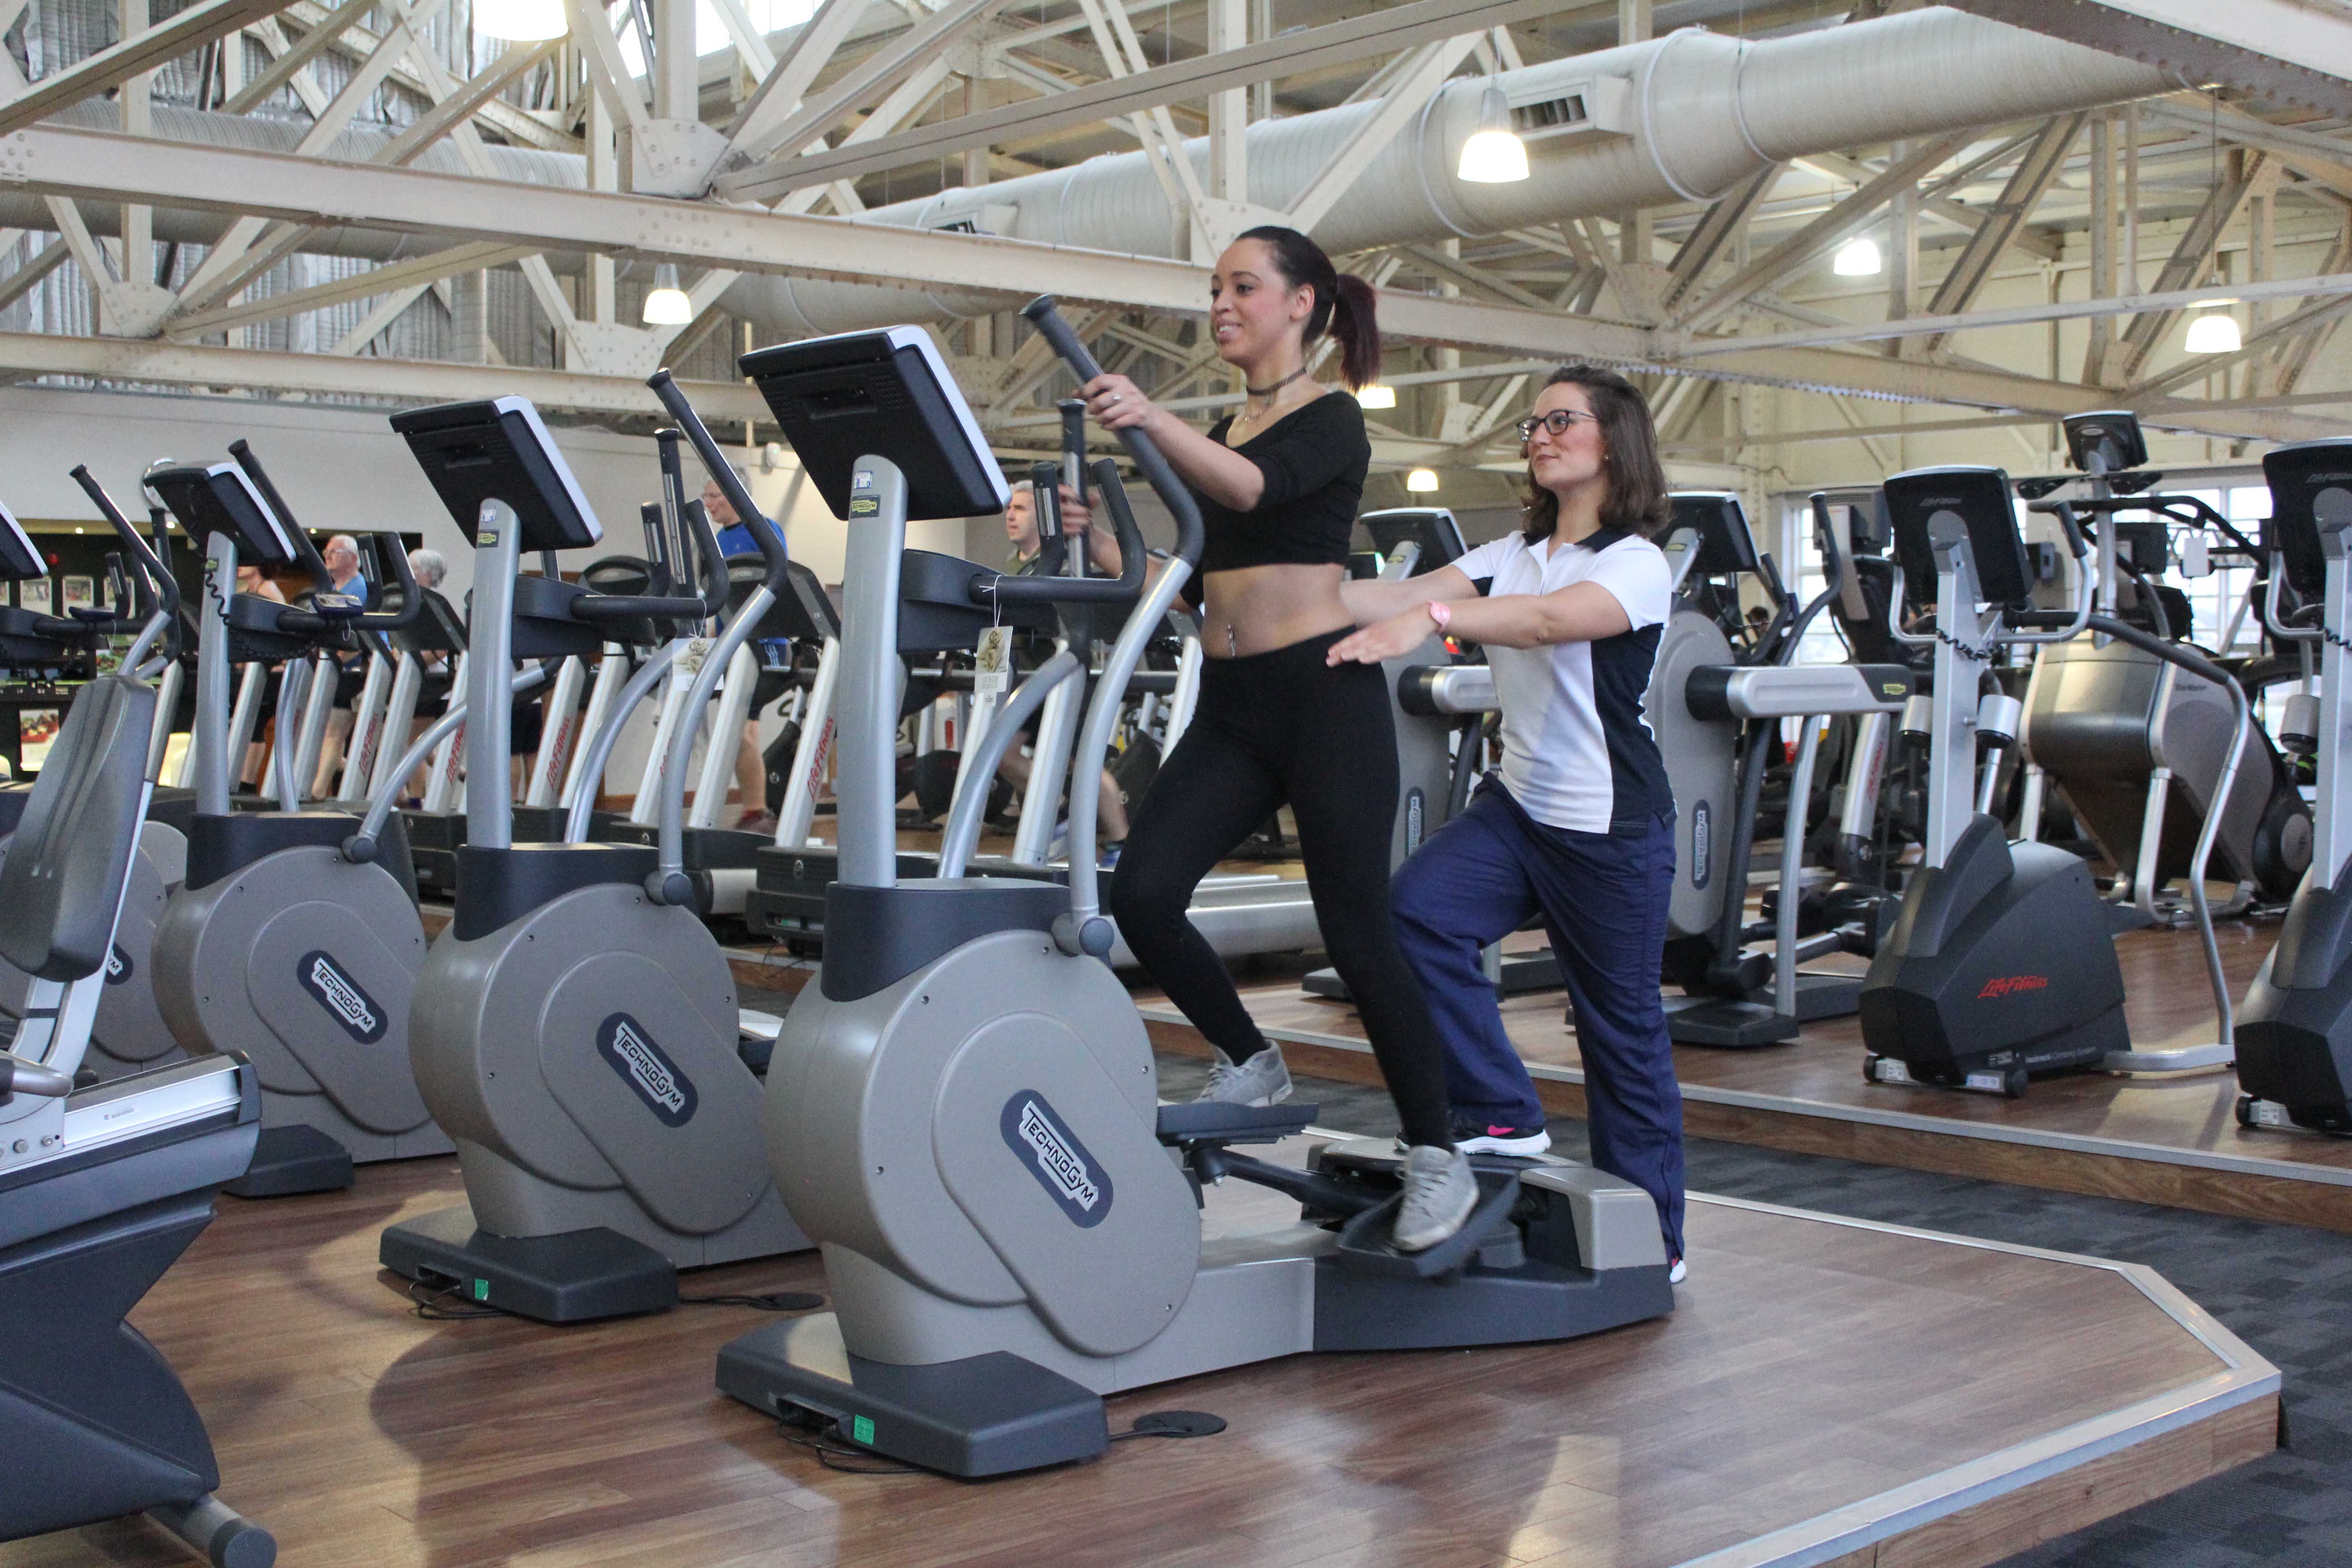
1243, 364, 1310, 398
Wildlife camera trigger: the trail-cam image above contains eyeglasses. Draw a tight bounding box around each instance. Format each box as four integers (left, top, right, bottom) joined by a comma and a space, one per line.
1516, 410, 1601, 441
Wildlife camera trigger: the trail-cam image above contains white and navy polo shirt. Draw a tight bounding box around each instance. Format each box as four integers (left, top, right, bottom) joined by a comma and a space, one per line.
1453, 525, 1675, 835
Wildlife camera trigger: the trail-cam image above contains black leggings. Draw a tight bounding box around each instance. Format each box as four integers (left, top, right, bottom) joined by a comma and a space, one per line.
1108, 629, 1454, 1149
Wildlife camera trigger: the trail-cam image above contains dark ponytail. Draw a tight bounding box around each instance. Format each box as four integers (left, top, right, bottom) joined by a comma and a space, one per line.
1237, 224, 1382, 390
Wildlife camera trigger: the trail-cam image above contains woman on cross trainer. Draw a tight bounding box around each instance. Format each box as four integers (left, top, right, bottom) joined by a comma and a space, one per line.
1326, 366, 1689, 1282
1080, 225, 1475, 1254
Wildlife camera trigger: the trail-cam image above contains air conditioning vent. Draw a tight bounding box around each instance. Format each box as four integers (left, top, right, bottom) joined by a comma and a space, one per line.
1506, 75, 1633, 141
1513, 95, 1588, 135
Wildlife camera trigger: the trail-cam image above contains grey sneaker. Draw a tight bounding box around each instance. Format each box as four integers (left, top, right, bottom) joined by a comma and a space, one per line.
1392, 1145, 1478, 1253
1194, 1045, 1292, 1108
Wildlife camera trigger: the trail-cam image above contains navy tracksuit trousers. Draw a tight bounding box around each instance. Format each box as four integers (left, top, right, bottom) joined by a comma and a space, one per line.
1391, 779, 1686, 1259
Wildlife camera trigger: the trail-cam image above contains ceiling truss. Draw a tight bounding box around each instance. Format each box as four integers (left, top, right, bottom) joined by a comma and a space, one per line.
0, 0, 2337, 493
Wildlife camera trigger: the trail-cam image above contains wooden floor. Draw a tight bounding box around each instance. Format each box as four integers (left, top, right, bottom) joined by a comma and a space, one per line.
11, 1153, 2274, 1568
1139, 915, 2352, 1234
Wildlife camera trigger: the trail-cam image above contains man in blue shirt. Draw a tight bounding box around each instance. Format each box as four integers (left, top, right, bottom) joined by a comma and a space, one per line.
706, 473, 789, 835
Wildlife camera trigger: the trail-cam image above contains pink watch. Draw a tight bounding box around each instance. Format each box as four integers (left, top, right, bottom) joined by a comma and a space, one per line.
1426, 600, 1453, 632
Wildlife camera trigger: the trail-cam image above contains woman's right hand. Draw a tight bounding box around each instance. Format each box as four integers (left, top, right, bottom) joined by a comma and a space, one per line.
1081, 372, 1159, 436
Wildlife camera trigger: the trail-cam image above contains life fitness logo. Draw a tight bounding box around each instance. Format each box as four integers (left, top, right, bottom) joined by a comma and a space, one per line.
299, 951, 387, 1043
1978, 973, 2050, 1000
1000, 1092, 1114, 1228
597, 1014, 699, 1128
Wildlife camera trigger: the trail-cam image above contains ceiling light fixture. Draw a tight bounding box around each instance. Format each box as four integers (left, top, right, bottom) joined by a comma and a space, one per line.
1457, 83, 1529, 184
473, 0, 568, 41
642, 263, 692, 326
2183, 308, 2241, 354
1833, 236, 1883, 277
1406, 467, 1441, 493
1356, 384, 1397, 409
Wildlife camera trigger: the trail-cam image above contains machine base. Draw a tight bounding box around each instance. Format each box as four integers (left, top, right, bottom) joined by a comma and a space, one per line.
2238, 1094, 2352, 1135
719, 1317, 1108, 1477
222, 1123, 354, 1198
1663, 973, 1863, 1048
378, 1203, 679, 1322
1304, 949, 1563, 1001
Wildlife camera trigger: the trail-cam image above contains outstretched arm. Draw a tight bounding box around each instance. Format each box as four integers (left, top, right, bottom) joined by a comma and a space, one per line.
1338, 563, 1480, 625
1328, 581, 1632, 665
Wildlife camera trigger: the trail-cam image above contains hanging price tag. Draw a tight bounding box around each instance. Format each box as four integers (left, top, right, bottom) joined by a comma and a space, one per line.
975, 626, 1011, 696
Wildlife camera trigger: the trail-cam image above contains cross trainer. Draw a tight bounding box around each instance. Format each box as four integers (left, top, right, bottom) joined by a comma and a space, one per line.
713, 305, 1673, 1477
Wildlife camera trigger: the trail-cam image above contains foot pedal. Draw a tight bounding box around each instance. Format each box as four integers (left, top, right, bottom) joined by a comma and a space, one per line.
225, 1123, 354, 1198
1154, 1101, 1316, 1147
1331, 1170, 1522, 1279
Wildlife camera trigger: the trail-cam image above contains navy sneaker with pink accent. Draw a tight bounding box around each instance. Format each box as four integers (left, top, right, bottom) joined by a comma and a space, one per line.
1448, 1114, 1551, 1157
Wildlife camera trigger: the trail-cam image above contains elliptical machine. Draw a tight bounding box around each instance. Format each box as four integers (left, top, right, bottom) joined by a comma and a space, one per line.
715, 306, 1671, 1478
2017, 412, 2307, 923
146, 448, 432, 1197
2236, 440, 2352, 1134
0, 499, 273, 1568
377, 389, 805, 1323
1860, 466, 2247, 1096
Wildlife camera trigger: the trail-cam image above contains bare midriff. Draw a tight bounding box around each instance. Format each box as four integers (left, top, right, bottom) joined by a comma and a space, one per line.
1198, 561, 1352, 659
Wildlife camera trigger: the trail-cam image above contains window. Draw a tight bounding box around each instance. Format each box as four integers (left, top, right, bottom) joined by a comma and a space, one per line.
608, 0, 820, 78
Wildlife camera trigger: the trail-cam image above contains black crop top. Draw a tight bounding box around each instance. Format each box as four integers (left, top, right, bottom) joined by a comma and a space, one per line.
1195, 391, 1371, 576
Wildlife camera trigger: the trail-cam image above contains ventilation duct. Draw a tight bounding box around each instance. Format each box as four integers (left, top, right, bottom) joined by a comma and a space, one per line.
0, 7, 2173, 343
723, 6, 2176, 336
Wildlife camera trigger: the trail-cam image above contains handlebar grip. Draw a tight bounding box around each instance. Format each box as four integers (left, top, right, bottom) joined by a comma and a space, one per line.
70, 464, 181, 625
646, 369, 788, 588
980, 456, 1149, 608
228, 440, 334, 589
1021, 296, 1204, 569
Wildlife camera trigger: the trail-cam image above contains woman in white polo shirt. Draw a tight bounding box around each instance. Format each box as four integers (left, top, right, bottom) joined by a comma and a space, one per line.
1326, 365, 1686, 1281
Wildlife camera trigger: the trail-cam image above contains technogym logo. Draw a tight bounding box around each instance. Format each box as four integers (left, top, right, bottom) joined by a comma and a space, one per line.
105, 943, 132, 985
299, 951, 386, 1043
1690, 802, 1711, 890
597, 1014, 698, 1128
1000, 1092, 1113, 1228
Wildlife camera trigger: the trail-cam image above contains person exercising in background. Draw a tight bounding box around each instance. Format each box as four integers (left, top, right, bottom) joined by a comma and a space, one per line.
234, 563, 287, 789
1082, 223, 1472, 1254
996, 477, 1132, 858
1327, 366, 1689, 1284
704, 470, 789, 836
310, 533, 372, 797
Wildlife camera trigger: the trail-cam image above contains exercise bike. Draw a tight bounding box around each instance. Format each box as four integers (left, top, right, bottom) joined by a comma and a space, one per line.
0, 479, 190, 1080
713, 304, 1672, 1478
0, 490, 273, 1568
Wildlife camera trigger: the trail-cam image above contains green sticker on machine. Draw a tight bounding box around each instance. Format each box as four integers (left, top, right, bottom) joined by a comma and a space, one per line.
472, 1279, 490, 1302
849, 497, 879, 516
851, 1415, 875, 1446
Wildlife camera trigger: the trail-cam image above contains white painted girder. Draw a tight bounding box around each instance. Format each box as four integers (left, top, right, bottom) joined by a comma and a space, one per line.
0, 126, 2337, 443
1951, 0, 2352, 118
0, 331, 769, 421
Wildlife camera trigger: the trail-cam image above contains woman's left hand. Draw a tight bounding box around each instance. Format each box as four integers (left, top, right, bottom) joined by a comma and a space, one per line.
1327, 607, 1438, 666
1082, 372, 1156, 434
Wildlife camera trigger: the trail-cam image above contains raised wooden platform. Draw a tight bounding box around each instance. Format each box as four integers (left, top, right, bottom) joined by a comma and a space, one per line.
1142, 917, 2352, 1235
15, 1154, 2274, 1568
